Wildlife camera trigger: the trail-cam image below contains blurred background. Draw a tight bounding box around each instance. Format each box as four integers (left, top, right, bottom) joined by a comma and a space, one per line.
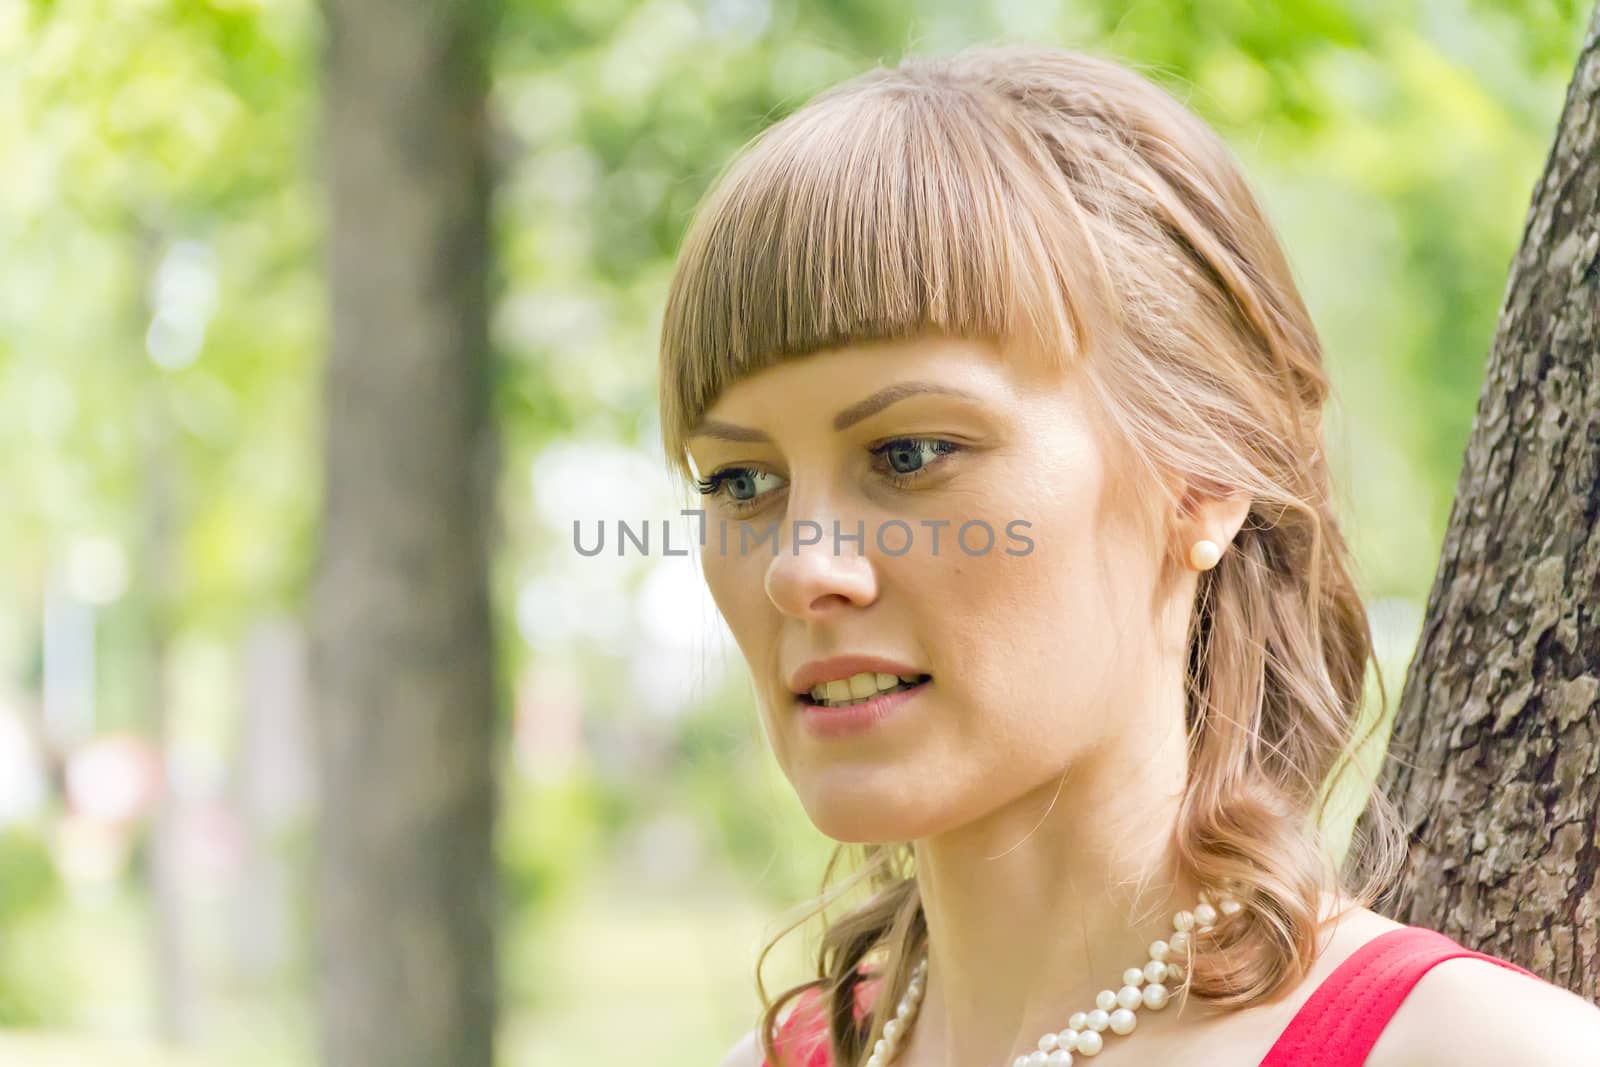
0, 0, 1594, 1063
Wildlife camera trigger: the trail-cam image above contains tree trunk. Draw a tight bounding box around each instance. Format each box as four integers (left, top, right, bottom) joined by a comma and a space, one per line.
1372, 6, 1600, 997
139, 390, 193, 1045
312, 0, 501, 1063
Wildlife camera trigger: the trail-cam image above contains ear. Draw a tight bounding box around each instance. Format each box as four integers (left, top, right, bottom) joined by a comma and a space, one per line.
1173, 480, 1252, 564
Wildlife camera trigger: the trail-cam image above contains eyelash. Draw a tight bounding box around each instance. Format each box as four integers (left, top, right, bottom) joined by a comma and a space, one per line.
694, 437, 961, 513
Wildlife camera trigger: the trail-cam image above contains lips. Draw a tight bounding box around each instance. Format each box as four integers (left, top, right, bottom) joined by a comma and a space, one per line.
796, 675, 929, 737
787, 655, 930, 697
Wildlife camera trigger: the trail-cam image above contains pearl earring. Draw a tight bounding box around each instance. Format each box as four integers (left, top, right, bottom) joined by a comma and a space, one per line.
1189, 539, 1222, 570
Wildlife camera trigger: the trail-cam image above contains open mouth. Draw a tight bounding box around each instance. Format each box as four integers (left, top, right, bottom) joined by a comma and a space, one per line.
800, 673, 932, 709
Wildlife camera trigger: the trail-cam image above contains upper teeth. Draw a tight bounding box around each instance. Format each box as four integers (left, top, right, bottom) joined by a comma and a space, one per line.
810, 672, 923, 705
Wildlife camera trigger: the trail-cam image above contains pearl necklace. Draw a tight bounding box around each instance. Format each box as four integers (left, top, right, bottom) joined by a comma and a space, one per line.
864, 891, 1242, 1067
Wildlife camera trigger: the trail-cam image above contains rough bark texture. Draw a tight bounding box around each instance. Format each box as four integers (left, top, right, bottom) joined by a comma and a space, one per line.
1372, 8, 1600, 997
312, 0, 501, 1064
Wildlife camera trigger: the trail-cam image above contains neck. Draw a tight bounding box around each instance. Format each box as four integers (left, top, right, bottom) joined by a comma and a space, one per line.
904, 691, 1199, 1067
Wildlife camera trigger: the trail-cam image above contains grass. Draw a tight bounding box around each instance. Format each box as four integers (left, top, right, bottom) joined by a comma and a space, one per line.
502, 864, 810, 1066
0, 1032, 217, 1066
0, 860, 809, 1067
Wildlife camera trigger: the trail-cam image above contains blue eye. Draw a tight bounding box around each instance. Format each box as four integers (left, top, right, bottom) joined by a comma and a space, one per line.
872, 438, 960, 481
694, 438, 959, 513
695, 467, 787, 511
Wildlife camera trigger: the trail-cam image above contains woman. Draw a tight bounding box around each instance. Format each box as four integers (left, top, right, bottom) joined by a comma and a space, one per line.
656, 43, 1600, 1067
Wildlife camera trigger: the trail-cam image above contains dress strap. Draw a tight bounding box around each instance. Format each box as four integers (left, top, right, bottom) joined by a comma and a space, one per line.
1258, 925, 1540, 1066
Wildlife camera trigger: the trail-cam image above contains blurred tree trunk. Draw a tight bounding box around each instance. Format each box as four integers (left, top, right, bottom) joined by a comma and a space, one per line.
312, 0, 501, 1064
130, 228, 194, 1046
1371, 6, 1600, 996
139, 392, 193, 1044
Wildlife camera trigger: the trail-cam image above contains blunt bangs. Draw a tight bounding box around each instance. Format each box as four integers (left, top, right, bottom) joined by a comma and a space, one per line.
658, 69, 1117, 478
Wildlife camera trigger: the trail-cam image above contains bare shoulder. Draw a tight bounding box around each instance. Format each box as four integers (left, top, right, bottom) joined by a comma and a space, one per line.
1368, 950, 1600, 1066
720, 1028, 765, 1067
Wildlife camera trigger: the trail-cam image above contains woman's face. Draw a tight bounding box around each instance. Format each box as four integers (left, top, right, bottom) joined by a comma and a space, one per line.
687, 334, 1189, 843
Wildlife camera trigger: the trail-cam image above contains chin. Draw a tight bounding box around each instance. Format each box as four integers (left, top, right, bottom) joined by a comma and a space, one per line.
799, 779, 945, 845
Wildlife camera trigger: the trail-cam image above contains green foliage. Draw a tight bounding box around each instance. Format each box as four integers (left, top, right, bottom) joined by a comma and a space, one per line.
0, 827, 59, 924
498, 773, 607, 919
497, 771, 614, 1012
0, 827, 67, 1026
671, 683, 837, 905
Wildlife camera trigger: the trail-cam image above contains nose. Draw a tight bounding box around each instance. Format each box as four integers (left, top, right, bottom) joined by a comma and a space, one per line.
764, 519, 879, 620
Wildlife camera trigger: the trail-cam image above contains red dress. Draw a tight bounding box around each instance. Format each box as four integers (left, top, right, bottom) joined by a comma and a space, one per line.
761, 926, 1541, 1067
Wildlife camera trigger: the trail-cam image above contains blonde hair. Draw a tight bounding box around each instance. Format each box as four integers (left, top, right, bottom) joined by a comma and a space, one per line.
657, 43, 1405, 1067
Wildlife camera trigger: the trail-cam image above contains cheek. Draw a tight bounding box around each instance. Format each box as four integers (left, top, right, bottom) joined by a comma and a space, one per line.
942, 553, 1084, 731
929, 486, 1131, 755
701, 546, 794, 749
700, 544, 770, 659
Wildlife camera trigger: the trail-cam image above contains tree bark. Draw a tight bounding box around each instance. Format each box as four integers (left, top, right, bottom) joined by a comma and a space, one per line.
312, 0, 501, 1064
1372, 6, 1600, 997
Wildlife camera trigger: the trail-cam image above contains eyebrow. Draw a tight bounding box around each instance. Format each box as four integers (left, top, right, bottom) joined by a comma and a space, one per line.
689, 381, 982, 443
